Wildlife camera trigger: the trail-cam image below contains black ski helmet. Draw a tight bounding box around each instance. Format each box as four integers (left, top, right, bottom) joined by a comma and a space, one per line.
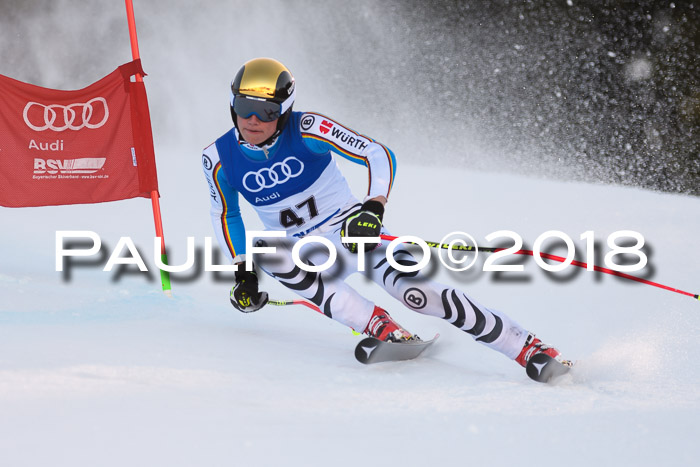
230, 58, 295, 145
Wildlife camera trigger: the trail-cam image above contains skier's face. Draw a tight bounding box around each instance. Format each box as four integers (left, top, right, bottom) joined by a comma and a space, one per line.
237, 114, 277, 145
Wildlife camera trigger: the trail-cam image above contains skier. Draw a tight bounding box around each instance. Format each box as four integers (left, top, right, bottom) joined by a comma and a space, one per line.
202, 57, 570, 379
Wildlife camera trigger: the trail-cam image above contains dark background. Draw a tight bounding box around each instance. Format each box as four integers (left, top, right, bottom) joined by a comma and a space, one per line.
390, 0, 698, 195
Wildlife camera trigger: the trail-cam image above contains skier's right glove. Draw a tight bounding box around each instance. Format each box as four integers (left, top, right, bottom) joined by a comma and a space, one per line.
230, 260, 268, 313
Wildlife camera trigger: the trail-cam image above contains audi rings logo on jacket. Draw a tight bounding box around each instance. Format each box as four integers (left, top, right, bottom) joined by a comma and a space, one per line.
22, 97, 109, 132
242, 157, 305, 193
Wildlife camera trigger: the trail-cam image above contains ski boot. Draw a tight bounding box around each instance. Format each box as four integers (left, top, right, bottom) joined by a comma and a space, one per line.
363, 306, 415, 342
516, 333, 573, 382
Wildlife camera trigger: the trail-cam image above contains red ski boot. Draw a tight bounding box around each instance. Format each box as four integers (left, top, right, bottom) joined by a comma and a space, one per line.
515, 333, 568, 367
516, 333, 573, 382
364, 306, 414, 342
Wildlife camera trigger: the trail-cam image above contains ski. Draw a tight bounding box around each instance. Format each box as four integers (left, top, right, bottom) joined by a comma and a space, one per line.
525, 353, 573, 383
354, 334, 439, 364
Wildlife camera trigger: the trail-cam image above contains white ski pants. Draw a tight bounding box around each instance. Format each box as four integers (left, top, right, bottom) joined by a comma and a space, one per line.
254, 222, 529, 360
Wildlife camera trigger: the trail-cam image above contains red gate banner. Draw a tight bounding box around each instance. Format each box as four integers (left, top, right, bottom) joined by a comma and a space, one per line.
0, 59, 159, 207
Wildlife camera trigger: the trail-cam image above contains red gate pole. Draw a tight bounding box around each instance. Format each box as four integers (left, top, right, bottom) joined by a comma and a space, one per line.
125, 0, 172, 296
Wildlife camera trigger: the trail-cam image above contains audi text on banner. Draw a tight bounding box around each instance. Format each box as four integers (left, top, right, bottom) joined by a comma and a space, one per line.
0, 60, 159, 208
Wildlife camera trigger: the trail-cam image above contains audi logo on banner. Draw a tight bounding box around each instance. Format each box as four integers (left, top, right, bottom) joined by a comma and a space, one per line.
242, 157, 305, 193
22, 97, 109, 132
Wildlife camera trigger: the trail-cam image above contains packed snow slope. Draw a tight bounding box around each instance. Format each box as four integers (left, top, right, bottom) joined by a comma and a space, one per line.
1, 160, 699, 467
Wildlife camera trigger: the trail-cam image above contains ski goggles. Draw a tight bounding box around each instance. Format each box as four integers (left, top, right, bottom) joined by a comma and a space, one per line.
232, 90, 295, 122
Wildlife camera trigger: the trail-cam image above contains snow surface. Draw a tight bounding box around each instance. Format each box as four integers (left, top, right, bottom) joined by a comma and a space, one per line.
1, 1, 699, 465
1, 160, 699, 467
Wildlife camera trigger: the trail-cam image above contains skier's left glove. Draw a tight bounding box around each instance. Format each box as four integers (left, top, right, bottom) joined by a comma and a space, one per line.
340, 199, 385, 254
230, 260, 268, 313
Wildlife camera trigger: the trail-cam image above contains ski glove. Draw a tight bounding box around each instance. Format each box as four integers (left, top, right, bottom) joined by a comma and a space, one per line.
340, 200, 385, 254
230, 264, 268, 313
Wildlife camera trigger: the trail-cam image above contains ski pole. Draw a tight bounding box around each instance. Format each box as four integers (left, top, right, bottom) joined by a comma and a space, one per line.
267, 299, 362, 335
268, 298, 322, 313
379, 234, 700, 301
